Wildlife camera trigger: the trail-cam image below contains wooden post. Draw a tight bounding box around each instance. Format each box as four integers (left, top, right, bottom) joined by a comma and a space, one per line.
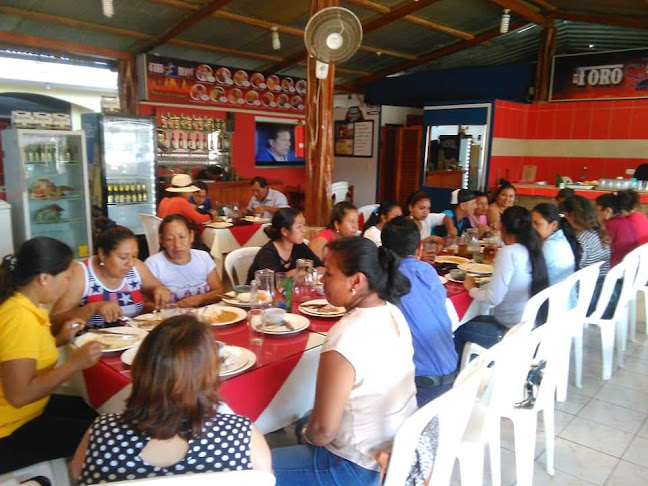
533, 20, 557, 103
304, 0, 338, 227
117, 56, 139, 115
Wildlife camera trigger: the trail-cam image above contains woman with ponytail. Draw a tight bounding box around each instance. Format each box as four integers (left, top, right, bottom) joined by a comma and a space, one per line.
362, 199, 402, 247
0, 237, 103, 473
454, 206, 549, 358
246, 208, 323, 284
271, 237, 417, 485
595, 193, 638, 268
532, 203, 579, 284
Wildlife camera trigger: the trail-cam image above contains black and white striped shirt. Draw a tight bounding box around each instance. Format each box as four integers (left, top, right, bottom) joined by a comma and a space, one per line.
576, 228, 610, 276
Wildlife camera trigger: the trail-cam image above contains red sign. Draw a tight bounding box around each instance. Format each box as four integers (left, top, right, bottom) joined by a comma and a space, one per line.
139, 55, 306, 114
551, 48, 648, 101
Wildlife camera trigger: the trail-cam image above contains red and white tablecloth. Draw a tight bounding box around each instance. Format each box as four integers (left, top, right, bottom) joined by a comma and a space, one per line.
202, 223, 269, 278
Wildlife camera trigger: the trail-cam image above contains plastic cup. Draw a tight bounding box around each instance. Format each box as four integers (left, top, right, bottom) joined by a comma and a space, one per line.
247, 309, 265, 345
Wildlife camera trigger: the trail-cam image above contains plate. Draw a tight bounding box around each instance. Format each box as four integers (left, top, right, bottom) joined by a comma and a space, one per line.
458, 263, 494, 275
260, 313, 310, 335
121, 343, 140, 365
219, 346, 257, 377
435, 256, 470, 264
298, 299, 346, 318
128, 313, 164, 331
221, 291, 252, 308
446, 275, 465, 284
198, 305, 247, 326
565, 184, 595, 190
438, 275, 448, 285
75, 326, 147, 353
205, 221, 233, 229
244, 216, 270, 223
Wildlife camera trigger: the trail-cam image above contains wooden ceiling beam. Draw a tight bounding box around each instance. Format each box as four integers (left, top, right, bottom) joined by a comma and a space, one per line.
526, 0, 556, 11
489, 0, 548, 27
345, 0, 473, 39
361, 0, 442, 34
0, 31, 130, 60
136, 0, 234, 53
169, 38, 282, 63
342, 20, 525, 89
550, 11, 648, 30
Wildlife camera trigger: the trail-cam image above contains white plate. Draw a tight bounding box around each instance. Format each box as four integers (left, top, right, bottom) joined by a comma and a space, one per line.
221, 291, 252, 308
260, 313, 310, 335
205, 221, 233, 229
219, 346, 257, 377
128, 313, 164, 331
298, 299, 346, 318
458, 263, 494, 275
244, 216, 270, 223
565, 184, 595, 190
447, 274, 491, 285
435, 256, 470, 264
75, 327, 147, 353
446, 275, 465, 284
121, 343, 140, 365
199, 305, 247, 326
438, 275, 448, 285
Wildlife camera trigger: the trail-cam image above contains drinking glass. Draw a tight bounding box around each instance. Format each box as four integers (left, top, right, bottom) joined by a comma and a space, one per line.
275, 272, 293, 310
445, 236, 458, 255
423, 241, 437, 263
293, 259, 315, 303
247, 308, 265, 345
253, 269, 275, 307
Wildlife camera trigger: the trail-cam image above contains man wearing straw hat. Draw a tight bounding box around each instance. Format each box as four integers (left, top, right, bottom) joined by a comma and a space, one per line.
158, 174, 216, 225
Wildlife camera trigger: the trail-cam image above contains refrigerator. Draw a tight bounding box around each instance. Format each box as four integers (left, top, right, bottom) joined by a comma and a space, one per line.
2, 129, 92, 259
82, 114, 157, 235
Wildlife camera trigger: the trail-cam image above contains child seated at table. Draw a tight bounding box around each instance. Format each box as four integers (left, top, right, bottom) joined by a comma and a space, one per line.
72, 315, 272, 483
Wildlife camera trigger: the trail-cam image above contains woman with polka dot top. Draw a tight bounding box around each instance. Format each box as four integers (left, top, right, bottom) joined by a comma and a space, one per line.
71, 315, 272, 484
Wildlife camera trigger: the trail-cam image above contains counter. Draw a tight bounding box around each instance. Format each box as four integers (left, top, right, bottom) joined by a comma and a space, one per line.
202, 179, 283, 206
513, 184, 648, 211
425, 170, 464, 188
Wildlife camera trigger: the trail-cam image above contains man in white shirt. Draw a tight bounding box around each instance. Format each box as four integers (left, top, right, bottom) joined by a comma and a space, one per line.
247, 176, 290, 219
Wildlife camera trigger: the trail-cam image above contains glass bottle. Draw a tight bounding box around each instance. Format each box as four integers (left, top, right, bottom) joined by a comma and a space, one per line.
293, 259, 315, 303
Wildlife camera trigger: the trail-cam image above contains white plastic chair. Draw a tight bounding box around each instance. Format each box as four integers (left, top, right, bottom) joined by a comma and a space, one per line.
381, 352, 491, 486
584, 251, 640, 379
139, 213, 162, 255
101, 470, 275, 485
331, 181, 349, 204
625, 242, 648, 341
358, 204, 379, 226
224, 247, 261, 286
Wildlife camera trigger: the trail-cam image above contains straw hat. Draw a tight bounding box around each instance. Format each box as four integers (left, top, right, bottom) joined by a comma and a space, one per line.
166, 174, 199, 193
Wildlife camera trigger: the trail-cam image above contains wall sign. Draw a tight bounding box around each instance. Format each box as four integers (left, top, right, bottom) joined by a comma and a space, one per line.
334, 107, 374, 157
550, 48, 648, 101
138, 54, 306, 114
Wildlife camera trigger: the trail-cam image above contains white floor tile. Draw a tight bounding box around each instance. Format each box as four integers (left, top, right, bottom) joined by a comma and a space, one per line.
538, 410, 576, 435
608, 368, 648, 391
622, 436, 648, 468
556, 390, 591, 415
595, 383, 648, 413
559, 417, 634, 458
499, 417, 546, 459
552, 437, 618, 485
622, 357, 648, 375
579, 399, 647, 434
534, 452, 598, 485
567, 374, 604, 398
637, 418, 648, 438
605, 460, 648, 485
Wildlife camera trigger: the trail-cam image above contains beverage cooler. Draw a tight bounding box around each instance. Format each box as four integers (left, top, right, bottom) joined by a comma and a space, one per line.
82, 114, 156, 235
2, 129, 92, 259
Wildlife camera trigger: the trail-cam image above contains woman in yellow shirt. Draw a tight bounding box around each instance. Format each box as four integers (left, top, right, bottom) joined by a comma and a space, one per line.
0, 237, 102, 474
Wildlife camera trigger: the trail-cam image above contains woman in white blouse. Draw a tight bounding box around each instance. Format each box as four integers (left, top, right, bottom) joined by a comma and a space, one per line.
362, 200, 402, 246
271, 237, 417, 485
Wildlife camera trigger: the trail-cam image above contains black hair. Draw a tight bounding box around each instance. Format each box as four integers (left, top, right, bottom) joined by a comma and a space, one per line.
495, 180, 516, 197
362, 200, 401, 233
193, 180, 208, 192
269, 126, 291, 141
0, 237, 73, 304
616, 190, 639, 213
94, 217, 137, 255
501, 206, 549, 299
404, 191, 431, 216
250, 176, 268, 188
158, 214, 193, 236
595, 193, 622, 216
475, 191, 489, 200
327, 237, 410, 305
635, 163, 648, 181
556, 188, 575, 202
381, 216, 420, 258
456, 189, 477, 204
264, 207, 300, 241
560, 195, 609, 246
532, 203, 581, 268
327, 201, 357, 230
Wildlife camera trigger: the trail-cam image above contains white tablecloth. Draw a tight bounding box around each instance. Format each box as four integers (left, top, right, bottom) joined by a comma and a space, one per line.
203, 224, 270, 278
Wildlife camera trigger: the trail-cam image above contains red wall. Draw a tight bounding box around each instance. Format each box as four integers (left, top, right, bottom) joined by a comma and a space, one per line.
139, 103, 306, 191
489, 99, 648, 186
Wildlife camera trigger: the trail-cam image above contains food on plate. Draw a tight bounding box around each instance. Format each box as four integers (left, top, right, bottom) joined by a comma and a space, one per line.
291, 95, 302, 108
261, 92, 275, 106
236, 292, 251, 303
267, 75, 280, 91
219, 347, 236, 367
30, 179, 73, 199
195, 64, 213, 82
296, 79, 307, 94
277, 94, 289, 108
250, 72, 265, 88
281, 77, 294, 91
215, 67, 232, 84
85, 334, 140, 350
233, 70, 249, 86
318, 304, 345, 314
202, 307, 241, 325
245, 90, 259, 105
34, 204, 64, 222
190, 84, 207, 100
210, 86, 225, 102
228, 88, 243, 104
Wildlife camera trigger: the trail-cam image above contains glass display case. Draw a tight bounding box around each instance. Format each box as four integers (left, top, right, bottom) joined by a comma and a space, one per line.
2, 129, 92, 258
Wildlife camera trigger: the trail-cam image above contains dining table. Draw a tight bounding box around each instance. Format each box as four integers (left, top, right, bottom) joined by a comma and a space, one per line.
75, 282, 481, 434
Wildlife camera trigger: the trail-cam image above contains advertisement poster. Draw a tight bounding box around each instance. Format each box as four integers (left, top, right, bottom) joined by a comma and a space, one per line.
139, 55, 306, 114
551, 48, 648, 101
334, 107, 374, 157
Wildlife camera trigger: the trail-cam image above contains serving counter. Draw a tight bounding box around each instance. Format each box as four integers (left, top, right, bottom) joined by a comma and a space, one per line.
201, 179, 283, 206
513, 184, 648, 212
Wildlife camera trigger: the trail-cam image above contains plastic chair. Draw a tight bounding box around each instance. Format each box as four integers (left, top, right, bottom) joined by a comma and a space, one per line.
331, 181, 349, 204
584, 252, 640, 379
381, 352, 491, 486
625, 242, 648, 341
101, 470, 276, 485
357, 204, 379, 227
224, 247, 261, 286
139, 213, 162, 255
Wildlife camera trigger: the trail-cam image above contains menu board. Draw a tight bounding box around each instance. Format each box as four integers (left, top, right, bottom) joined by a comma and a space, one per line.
139, 55, 306, 114
334, 120, 374, 157
551, 48, 648, 101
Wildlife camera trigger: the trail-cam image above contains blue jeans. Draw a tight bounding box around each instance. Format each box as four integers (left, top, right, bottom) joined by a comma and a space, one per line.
453, 315, 509, 364
271, 445, 379, 486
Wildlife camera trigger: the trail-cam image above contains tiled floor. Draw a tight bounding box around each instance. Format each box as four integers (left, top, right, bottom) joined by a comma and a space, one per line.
266, 324, 648, 485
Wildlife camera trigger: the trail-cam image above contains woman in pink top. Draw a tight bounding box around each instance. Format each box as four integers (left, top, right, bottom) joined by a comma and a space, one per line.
595, 193, 638, 267
469, 191, 490, 233
618, 190, 648, 245
309, 202, 359, 262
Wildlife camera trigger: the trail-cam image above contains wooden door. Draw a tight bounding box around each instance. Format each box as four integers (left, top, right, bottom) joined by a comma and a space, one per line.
394, 126, 422, 207
378, 125, 399, 201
